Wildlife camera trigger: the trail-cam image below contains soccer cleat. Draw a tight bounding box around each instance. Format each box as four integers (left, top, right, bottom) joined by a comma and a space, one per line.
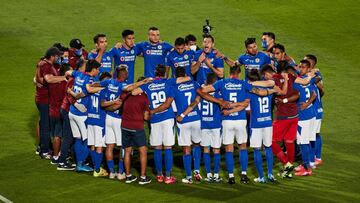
156, 175, 164, 183
213, 176, 222, 183
315, 158, 323, 165
228, 177, 235, 185
295, 168, 312, 176
139, 176, 151, 185
205, 177, 214, 183
267, 174, 277, 183
164, 176, 176, 184
75, 164, 94, 172
240, 174, 250, 184
57, 162, 75, 171
117, 173, 126, 181
194, 171, 202, 181
295, 165, 305, 172
109, 172, 117, 179
125, 175, 137, 183
253, 177, 266, 183
280, 162, 295, 178
181, 178, 193, 184
40, 152, 52, 160
309, 162, 317, 169
35, 145, 41, 155
93, 167, 109, 177
50, 157, 60, 165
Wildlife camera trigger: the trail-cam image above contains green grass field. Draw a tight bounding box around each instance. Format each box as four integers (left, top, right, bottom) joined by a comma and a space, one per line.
1, 0, 359, 202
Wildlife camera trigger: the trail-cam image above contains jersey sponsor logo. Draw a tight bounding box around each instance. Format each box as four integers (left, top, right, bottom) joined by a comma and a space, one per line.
120, 55, 135, 62
174, 60, 190, 67
178, 83, 195, 91
245, 64, 260, 70
224, 82, 242, 90
200, 58, 214, 68
148, 82, 166, 91
146, 49, 162, 56
108, 84, 120, 92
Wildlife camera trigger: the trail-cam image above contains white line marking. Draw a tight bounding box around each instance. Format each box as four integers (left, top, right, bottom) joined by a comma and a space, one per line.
0, 195, 13, 203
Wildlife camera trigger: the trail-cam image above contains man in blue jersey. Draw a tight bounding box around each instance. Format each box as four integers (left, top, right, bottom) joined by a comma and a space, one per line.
199, 73, 222, 183
88, 34, 118, 78
111, 29, 140, 83
200, 65, 276, 184
304, 54, 324, 166
292, 60, 317, 176
65, 60, 104, 172
191, 35, 224, 85
136, 27, 173, 78
150, 67, 203, 184
166, 37, 194, 78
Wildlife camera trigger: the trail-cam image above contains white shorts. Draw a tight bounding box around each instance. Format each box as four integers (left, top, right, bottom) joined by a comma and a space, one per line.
250, 127, 272, 148
150, 118, 175, 146
105, 115, 122, 146
69, 112, 87, 141
309, 117, 317, 141
222, 120, 248, 145
245, 105, 251, 111
87, 125, 105, 147
297, 118, 315, 145
177, 120, 201, 146
314, 119, 322, 134
201, 128, 221, 148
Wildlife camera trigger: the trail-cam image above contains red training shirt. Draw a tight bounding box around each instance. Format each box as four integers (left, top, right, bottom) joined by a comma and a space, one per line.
35, 59, 53, 104
121, 92, 150, 130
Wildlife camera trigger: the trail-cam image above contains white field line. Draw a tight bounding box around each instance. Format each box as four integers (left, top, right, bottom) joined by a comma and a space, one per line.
0, 195, 13, 203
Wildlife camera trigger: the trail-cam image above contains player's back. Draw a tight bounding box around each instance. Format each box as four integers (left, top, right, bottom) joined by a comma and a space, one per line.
293, 76, 316, 121
70, 71, 91, 116
200, 91, 222, 129
87, 89, 106, 126
101, 78, 126, 118
248, 87, 273, 128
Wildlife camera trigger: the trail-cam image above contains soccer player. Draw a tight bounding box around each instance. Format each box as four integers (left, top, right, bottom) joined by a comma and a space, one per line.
35, 47, 67, 159
68, 38, 88, 69
261, 32, 276, 54
111, 29, 140, 83
304, 54, 324, 165
292, 60, 317, 176
166, 37, 195, 78
200, 65, 275, 184
272, 43, 296, 70
136, 27, 173, 78
199, 73, 222, 183
185, 34, 200, 51
191, 35, 224, 85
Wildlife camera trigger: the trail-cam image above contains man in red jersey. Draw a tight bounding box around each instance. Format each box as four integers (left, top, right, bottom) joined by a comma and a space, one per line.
35, 47, 67, 159
68, 39, 88, 69
261, 64, 315, 177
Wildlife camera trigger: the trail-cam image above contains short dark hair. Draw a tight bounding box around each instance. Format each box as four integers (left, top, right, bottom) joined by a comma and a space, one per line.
272, 43, 285, 53
305, 54, 317, 65
85, 59, 101, 72
263, 32, 276, 41
245, 38, 256, 48
75, 58, 86, 71
174, 37, 185, 46
260, 64, 275, 75
285, 65, 297, 73
44, 47, 62, 59
203, 34, 214, 43
230, 65, 241, 75
115, 64, 128, 79
277, 60, 290, 73
155, 64, 166, 77
122, 29, 134, 38
148, 27, 159, 31
300, 59, 311, 68
93, 34, 106, 43
60, 63, 71, 76
185, 34, 197, 44
247, 69, 261, 82
175, 66, 186, 78
53, 43, 69, 52
206, 72, 217, 85
99, 72, 112, 81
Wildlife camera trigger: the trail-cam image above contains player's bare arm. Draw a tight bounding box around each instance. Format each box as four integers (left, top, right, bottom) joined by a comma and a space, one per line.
300, 90, 317, 110
176, 96, 201, 122
123, 77, 153, 92
150, 97, 174, 115
44, 74, 66, 84
85, 84, 104, 94
249, 80, 275, 87
67, 88, 86, 99
198, 88, 230, 108
222, 99, 250, 115
191, 52, 206, 74
204, 58, 224, 78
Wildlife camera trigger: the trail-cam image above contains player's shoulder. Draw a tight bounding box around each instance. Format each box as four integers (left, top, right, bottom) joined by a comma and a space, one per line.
258, 51, 269, 57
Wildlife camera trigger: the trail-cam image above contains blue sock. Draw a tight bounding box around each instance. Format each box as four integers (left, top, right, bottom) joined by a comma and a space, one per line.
107, 160, 115, 173
300, 144, 310, 169
254, 149, 264, 178
154, 149, 163, 175
315, 134, 322, 159
164, 149, 173, 177
213, 153, 220, 174
81, 139, 90, 163
225, 152, 234, 174
240, 149, 248, 173
118, 159, 124, 174
183, 154, 192, 178
74, 139, 82, 164
90, 150, 96, 166
95, 152, 103, 172
203, 152, 211, 174
310, 141, 316, 163
192, 146, 201, 172
265, 146, 273, 176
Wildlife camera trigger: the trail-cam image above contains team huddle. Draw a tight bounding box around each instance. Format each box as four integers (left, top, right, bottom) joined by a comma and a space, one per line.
34, 27, 324, 185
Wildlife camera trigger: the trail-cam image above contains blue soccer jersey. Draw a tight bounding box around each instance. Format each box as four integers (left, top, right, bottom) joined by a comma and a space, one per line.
238, 52, 270, 79
168, 80, 201, 124
194, 49, 224, 85
293, 77, 317, 121
100, 78, 127, 119
111, 46, 140, 83
212, 78, 253, 120
166, 49, 195, 78
141, 78, 175, 123
248, 88, 273, 128
312, 71, 323, 119
87, 89, 106, 127
88, 49, 118, 76
69, 71, 92, 116
200, 91, 222, 129
136, 41, 173, 78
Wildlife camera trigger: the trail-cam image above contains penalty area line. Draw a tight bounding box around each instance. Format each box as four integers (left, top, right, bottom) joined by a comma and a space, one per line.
0, 195, 13, 203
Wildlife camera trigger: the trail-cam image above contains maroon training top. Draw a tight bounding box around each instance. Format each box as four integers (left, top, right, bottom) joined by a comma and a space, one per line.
35, 60, 53, 104
61, 78, 76, 112
273, 73, 299, 120
121, 92, 150, 130
68, 48, 88, 69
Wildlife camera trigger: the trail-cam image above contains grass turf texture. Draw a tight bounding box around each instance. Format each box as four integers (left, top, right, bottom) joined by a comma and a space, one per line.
0, 0, 359, 202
